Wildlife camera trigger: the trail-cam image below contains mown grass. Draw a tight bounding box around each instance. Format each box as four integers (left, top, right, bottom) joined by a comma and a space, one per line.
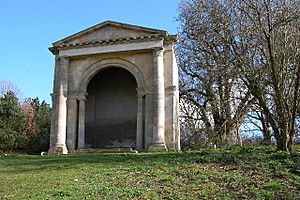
0, 146, 299, 200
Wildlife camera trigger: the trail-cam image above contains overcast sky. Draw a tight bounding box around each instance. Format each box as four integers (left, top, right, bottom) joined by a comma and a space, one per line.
0, 0, 180, 103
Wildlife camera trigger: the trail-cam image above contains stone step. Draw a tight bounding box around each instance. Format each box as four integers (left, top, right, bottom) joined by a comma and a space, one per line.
76, 147, 138, 153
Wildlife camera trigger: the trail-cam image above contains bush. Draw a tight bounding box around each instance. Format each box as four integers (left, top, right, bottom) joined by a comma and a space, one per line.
0, 128, 27, 152
26, 131, 50, 154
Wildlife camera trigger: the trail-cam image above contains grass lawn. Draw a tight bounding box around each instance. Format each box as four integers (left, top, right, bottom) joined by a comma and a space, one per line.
0, 146, 300, 200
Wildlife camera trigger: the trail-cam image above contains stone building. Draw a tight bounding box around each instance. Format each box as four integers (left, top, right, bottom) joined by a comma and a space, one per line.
48, 21, 180, 154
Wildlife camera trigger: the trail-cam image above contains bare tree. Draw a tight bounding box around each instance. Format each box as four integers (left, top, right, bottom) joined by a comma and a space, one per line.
178, 0, 253, 147
235, 0, 300, 151
177, 0, 300, 150
0, 80, 21, 98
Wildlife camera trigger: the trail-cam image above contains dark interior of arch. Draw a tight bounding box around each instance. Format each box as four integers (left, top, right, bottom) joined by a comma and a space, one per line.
85, 67, 137, 148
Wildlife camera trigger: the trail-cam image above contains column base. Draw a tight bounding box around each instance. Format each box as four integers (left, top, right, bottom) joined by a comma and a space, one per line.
148, 143, 168, 152
48, 144, 68, 155
135, 145, 144, 152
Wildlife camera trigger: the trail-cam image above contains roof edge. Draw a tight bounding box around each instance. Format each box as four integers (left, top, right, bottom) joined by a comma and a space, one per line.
52, 20, 168, 46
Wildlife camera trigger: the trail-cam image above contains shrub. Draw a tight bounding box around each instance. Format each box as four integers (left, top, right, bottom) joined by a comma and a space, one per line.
0, 128, 27, 152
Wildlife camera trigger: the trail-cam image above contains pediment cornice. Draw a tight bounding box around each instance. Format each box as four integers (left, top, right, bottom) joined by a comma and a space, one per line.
49, 20, 177, 55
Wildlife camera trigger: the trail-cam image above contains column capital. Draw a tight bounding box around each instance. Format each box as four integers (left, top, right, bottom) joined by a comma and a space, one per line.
152, 47, 164, 57
55, 55, 69, 62
136, 87, 145, 98
68, 92, 87, 100
50, 92, 56, 97
60, 57, 69, 68
165, 85, 177, 94
66, 98, 77, 102
67, 92, 87, 101
58, 55, 69, 60
78, 93, 87, 101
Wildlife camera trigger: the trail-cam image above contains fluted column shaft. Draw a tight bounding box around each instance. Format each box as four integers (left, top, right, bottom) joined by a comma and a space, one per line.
48, 56, 68, 154
149, 48, 167, 151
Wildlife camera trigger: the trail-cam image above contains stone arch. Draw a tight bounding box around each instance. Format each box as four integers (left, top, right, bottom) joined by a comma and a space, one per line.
78, 57, 146, 149
80, 58, 145, 94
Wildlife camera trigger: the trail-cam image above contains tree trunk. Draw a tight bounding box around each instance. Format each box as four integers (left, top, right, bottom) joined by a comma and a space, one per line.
287, 129, 295, 151
260, 113, 271, 145
262, 125, 271, 145
275, 129, 288, 151
237, 128, 243, 147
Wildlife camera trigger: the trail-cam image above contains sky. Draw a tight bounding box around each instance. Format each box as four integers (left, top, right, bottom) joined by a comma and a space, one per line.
0, 0, 181, 104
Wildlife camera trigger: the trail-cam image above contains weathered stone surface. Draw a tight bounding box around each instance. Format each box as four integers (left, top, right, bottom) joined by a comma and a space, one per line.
48, 144, 68, 155
48, 21, 180, 154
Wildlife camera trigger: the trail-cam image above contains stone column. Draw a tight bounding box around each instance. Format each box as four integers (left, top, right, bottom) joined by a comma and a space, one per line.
66, 97, 78, 152
136, 88, 144, 151
171, 48, 181, 151
49, 56, 60, 149
148, 47, 167, 151
49, 57, 69, 154
77, 95, 86, 149
49, 93, 57, 149
144, 92, 153, 149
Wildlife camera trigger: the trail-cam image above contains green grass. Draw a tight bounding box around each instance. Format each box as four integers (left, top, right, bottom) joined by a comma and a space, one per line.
0, 146, 300, 200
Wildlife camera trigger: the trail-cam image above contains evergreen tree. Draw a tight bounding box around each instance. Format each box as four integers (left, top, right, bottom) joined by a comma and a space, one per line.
0, 91, 26, 132
0, 91, 27, 151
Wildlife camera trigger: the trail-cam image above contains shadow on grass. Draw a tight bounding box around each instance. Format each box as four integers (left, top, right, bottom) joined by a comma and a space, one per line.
0, 152, 184, 173
1, 146, 299, 174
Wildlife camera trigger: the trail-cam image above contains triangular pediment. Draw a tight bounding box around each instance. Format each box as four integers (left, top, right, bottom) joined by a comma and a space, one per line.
53, 20, 167, 47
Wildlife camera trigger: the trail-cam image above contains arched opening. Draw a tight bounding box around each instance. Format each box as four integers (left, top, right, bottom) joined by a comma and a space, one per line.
85, 67, 138, 148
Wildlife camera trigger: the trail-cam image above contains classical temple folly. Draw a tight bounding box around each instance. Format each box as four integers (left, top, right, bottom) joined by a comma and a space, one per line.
48, 21, 180, 154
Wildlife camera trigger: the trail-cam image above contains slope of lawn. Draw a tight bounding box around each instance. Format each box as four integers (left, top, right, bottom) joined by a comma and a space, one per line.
0, 146, 299, 200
